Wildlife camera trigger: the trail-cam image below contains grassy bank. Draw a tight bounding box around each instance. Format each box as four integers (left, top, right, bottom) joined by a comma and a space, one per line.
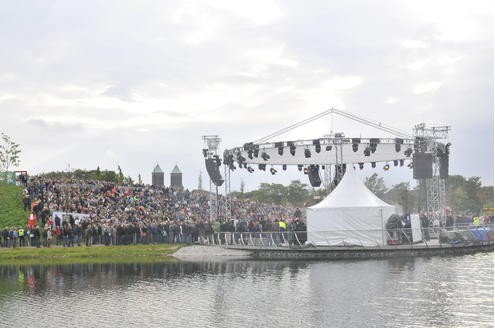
0, 183, 26, 228
0, 244, 183, 265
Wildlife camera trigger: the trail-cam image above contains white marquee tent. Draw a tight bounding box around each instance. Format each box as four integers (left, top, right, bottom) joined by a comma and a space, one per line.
307, 167, 396, 246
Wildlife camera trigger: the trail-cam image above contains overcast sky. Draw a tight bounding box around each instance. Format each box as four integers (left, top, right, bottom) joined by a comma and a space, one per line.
1, 0, 493, 191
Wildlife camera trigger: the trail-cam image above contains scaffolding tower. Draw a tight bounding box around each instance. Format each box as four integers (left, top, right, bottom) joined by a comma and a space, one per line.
413, 124, 451, 221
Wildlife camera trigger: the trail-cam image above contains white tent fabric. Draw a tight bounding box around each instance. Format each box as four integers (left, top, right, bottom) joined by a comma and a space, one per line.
307, 167, 395, 246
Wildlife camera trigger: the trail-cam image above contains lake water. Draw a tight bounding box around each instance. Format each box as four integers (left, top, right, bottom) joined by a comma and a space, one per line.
0, 253, 492, 328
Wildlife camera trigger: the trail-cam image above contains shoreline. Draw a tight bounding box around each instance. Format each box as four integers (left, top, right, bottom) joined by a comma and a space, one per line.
0, 244, 182, 265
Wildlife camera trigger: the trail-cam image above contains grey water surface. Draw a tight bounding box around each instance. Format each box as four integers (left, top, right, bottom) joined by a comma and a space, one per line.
0, 252, 492, 328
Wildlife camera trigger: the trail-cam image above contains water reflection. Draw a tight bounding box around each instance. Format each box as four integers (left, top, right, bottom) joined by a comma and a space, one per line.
0, 254, 492, 328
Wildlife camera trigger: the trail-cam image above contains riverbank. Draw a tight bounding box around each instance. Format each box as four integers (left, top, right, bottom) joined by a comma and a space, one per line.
0, 244, 182, 265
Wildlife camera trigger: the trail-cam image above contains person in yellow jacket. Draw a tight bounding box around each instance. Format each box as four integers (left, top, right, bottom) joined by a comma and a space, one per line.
18, 227, 25, 247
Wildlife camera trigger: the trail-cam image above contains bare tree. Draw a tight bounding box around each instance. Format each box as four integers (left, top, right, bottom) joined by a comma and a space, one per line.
0, 132, 21, 173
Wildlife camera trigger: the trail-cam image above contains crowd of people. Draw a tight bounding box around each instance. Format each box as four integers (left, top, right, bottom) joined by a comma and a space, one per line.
1, 176, 307, 248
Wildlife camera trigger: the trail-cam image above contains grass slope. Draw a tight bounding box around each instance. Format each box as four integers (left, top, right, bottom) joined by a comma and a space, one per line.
0, 244, 182, 265
0, 183, 26, 228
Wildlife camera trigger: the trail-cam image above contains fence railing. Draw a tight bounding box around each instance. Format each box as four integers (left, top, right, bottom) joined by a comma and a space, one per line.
202, 225, 494, 248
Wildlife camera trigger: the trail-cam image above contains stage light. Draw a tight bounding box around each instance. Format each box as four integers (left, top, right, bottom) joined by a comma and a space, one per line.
303, 167, 308, 174
304, 149, 311, 158
298, 164, 303, 171
275, 142, 284, 156
408, 162, 413, 169
247, 167, 254, 173
326, 145, 332, 151
364, 147, 371, 157
445, 142, 451, 155
393, 160, 398, 166
313, 139, 321, 153
254, 149, 259, 158
202, 149, 208, 157
352, 138, 360, 152
261, 152, 270, 161
290, 145, 296, 156
371, 162, 376, 168
383, 164, 390, 171
404, 148, 413, 157
370, 138, 379, 153
282, 164, 287, 171
270, 168, 277, 175
358, 162, 364, 170
247, 150, 253, 159
399, 159, 404, 166
395, 138, 403, 153
258, 164, 266, 171
321, 165, 325, 170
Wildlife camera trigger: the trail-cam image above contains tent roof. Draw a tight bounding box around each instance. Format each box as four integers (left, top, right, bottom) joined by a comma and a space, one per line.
310, 167, 393, 209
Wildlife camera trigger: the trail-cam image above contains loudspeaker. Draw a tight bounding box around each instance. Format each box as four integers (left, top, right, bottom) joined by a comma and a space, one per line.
413, 152, 433, 179
205, 158, 224, 186
308, 165, 321, 187
439, 153, 449, 179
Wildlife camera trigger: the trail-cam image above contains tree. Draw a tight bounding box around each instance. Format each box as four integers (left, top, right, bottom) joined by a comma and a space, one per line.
95, 166, 101, 180
384, 182, 418, 214
240, 179, 245, 194
0, 132, 21, 173
117, 165, 124, 184
137, 174, 143, 185
364, 173, 388, 199
287, 180, 310, 207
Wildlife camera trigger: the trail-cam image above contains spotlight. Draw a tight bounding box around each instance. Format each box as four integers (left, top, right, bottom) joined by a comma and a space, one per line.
408, 162, 413, 169
383, 164, 390, 171
371, 162, 376, 168
364, 147, 371, 157
393, 160, 398, 167
247, 150, 253, 159
290, 145, 296, 156
282, 164, 287, 171
254, 149, 259, 158
258, 164, 266, 171
270, 167, 277, 175
303, 167, 308, 174
297, 164, 303, 171
275, 142, 284, 156
404, 148, 413, 157
313, 139, 321, 153
304, 149, 311, 158
370, 138, 379, 153
202, 149, 208, 157
321, 165, 325, 170
261, 152, 270, 161
399, 159, 404, 167
352, 138, 360, 152
445, 142, 451, 155
358, 162, 364, 170
247, 167, 254, 173
395, 138, 403, 153
326, 145, 332, 151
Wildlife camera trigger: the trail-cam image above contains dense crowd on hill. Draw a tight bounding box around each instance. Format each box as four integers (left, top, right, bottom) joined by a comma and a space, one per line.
1, 177, 306, 248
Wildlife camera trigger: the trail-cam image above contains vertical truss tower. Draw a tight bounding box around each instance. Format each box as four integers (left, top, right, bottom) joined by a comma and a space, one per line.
413, 124, 451, 220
